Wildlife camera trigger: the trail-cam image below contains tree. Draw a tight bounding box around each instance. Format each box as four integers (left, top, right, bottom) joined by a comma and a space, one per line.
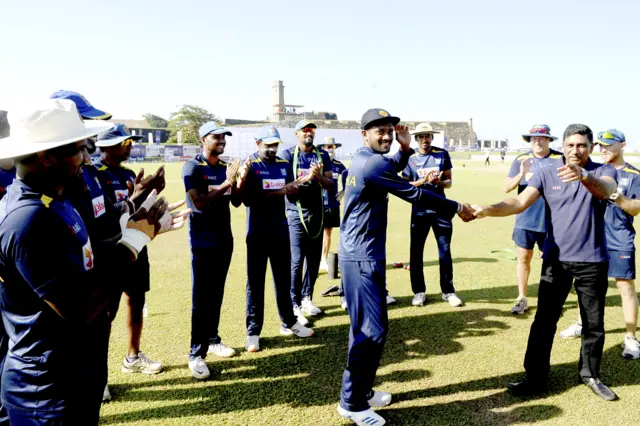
143, 113, 168, 129
167, 105, 219, 144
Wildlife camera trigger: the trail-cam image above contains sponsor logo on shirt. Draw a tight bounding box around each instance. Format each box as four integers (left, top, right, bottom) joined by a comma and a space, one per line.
297, 169, 311, 178
82, 240, 94, 271
332, 172, 340, 179
68, 222, 82, 235
417, 167, 440, 178
92, 195, 106, 218
204, 175, 217, 181
552, 185, 562, 191
620, 178, 629, 187
620, 255, 631, 259
255, 170, 268, 175
208, 185, 231, 195
263, 178, 285, 190
115, 189, 128, 202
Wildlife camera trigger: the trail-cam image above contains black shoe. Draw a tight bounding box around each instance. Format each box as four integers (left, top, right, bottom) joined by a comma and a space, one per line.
581, 377, 618, 401
507, 380, 549, 397
321, 285, 340, 297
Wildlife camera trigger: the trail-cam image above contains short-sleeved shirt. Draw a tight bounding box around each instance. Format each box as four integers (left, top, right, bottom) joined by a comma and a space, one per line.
402, 148, 453, 216
604, 163, 640, 252
324, 159, 347, 209
339, 147, 458, 262
243, 152, 293, 237
93, 158, 136, 205
280, 145, 331, 225
182, 153, 233, 248
508, 150, 562, 233
0, 179, 98, 413
528, 157, 617, 262
0, 168, 16, 201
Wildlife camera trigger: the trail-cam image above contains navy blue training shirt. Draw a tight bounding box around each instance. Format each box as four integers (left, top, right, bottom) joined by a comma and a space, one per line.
281, 145, 331, 222
324, 159, 347, 209
93, 158, 135, 205
242, 152, 294, 237
604, 163, 640, 252
339, 147, 459, 262
182, 153, 233, 248
508, 150, 562, 233
0, 180, 98, 414
402, 147, 453, 216
528, 157, 617, 262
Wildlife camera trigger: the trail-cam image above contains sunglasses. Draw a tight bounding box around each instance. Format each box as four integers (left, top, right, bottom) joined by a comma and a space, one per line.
598, 131, 619, 142
529, 126, 551, 135
120, 139, 134, 147
324, 145, 336, 150
300, 127, 316, 134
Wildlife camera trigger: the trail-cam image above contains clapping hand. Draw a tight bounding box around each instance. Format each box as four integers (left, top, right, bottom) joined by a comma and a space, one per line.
158, 200, 191, 234
128, 166, 166, 205
226, 159, 242, 185
520, 158, 533, 176
395, 124, 411, 149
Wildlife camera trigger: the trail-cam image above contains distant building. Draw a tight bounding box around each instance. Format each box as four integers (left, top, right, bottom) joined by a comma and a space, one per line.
267, 80, 338, 124
111, 119, 170, 144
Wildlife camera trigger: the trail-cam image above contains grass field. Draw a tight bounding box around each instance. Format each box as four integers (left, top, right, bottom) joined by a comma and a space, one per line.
100, 160, 640, 426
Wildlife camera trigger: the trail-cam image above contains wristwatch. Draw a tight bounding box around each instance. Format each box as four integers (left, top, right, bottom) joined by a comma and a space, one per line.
580, 167, 589, 181
610, 188, 623, 200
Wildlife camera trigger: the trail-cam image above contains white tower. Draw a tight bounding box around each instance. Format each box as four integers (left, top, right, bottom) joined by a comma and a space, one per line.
272, 80, 285, 115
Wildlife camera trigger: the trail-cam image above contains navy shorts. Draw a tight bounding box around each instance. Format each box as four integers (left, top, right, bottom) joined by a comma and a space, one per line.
608, 250, 635, 280
512, 228, 545, 251
323, 207, 341, 229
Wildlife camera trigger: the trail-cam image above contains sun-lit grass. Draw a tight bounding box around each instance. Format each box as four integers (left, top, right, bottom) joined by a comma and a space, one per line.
100, 160, 640, 426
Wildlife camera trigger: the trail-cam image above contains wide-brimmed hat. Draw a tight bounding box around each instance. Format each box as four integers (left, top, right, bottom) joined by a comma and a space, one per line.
96, 123, 144, 147
596, 129, 626, 146
50, 90, 112, 120
522, 124, 557, 142
0, 99, 113, 160
410, 123, 441, 135
256, 125, 282, 144
317, 136, 342, 148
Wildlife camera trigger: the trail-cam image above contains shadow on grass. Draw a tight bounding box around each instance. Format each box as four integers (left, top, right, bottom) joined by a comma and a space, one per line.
385, 257, 499, 271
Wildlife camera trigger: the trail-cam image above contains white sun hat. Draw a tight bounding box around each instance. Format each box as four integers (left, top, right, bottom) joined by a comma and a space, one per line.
410, 122, 441, 135
0, 99, 113, 160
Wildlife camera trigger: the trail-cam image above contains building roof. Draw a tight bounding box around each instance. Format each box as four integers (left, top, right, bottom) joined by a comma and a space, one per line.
111, 119, 166, 130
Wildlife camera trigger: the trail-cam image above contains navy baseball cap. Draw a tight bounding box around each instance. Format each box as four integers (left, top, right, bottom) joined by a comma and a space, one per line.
597, 129, 626, 146
199, 122, 232, 138
360, 108, 400, 130
256, 125, 282, 144
96, 124, 143, 147
294, 119, 317, 131
50, 90, 112, 120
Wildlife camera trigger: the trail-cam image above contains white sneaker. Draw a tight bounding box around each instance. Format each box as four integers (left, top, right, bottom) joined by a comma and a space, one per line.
301, 297, 323, 316
559, 322, 582, 339
207, 341, 237, 358
281, 322, 315, 337
622, 336, 640, 360
341, 296, 348, 310
320, 259, 329, 271
337, 405, 385, 426
386, 295, 397, 305
442, 293, 463, 307
368, 390, 392, 407
188, 357, 210, 380
412, 292, 426, 306
293, 305, 310, 326
511, 297, 528, 314
246, 335, 260, 352
142, 302, 148, 318
102, 384, 112, 403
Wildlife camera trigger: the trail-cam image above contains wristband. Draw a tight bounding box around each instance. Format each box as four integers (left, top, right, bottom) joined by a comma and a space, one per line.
119, 228, 151, 254
456, 202, 463, 214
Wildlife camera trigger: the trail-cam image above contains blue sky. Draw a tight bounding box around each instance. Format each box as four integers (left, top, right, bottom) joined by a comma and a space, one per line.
1, 0, 639, 148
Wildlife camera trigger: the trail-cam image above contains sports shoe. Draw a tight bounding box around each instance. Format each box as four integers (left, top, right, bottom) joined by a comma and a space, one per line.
442, 293, 463, 307
102, 384, 112, 403
293, 305, 310, 326
142, 302, 148, 318
188, 356, 210, 380
622, 335, 640, 360
320, 259, 329, 272
246, 335, 260, 352
207, 341, 237, 358
511, 297, 528, 315
559, 322, 582, 339
121, 352, 163, 374
367, 390, 392, 407
337, 405, 385, 426
281, 321, 315, 337
412, 292, 426, 306
341, 296, 348, 310
386, 294, 397, 305
301, 297, 323, 316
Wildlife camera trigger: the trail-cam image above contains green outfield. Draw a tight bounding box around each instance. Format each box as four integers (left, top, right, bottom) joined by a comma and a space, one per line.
100, 161, 640, 426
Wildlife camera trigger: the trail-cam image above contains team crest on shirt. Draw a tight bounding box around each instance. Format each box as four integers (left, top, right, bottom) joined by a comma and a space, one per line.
620, 178, 629, 187
82, 241, 94, 271
92, 195, 106, 218
281, 169, 287, 176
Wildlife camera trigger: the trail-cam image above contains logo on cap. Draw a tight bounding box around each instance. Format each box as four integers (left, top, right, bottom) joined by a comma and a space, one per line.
379, 110, 389, 117
270, 127, 277, 136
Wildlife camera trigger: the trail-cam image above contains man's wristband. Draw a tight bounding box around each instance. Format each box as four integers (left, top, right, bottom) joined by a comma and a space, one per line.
456, 202, 463, 214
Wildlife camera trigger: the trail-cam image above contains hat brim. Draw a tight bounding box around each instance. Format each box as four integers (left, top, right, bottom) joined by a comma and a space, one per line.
410, 129, 441, 135
318, 143, 342, 148
596, 139, 621, 146
522, 134, 557, 142
80, 107, 112, 121
295, 123, 317, 131
96, 135, 144, 147
363, 116, 401, 130
202, 129, 233, 138
0, 120, 114, 160
258, 137, 282, 144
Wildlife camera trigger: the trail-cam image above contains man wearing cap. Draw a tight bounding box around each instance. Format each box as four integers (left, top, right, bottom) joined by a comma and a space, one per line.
337, 108, 475, 426
403, 123, 462, 308
504, 125, 562, 315
317, 137, 348, 271
236, 125, 314, 353
558, 129, 640, 359
473, 124, 619, 401
183, 121, 244, 379
94, 124, 163, 375
281, 120, 334, 324
0, 99, 183, 424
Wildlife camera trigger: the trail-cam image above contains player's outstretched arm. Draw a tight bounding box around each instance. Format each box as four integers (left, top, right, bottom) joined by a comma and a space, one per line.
472, 186, 541, 218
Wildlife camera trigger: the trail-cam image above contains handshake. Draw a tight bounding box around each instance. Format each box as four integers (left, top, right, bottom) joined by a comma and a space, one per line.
456, 203, 488, 222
